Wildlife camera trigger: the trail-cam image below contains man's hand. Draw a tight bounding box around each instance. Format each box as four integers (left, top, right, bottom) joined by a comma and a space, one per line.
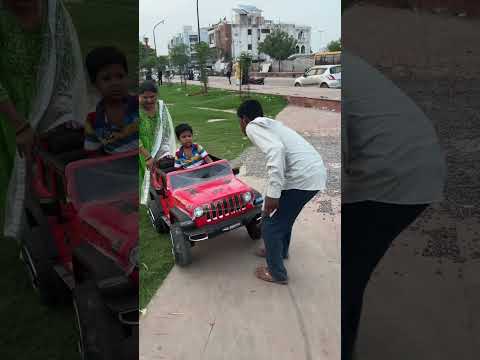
263, 196, 280, 217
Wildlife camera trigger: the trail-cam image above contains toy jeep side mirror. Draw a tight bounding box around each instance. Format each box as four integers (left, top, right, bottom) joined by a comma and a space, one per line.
232, 167, 240, 176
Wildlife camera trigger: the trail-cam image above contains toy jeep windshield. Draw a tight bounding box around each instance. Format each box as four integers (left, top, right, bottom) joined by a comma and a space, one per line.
147, 155, 264, 266
21, 126, 138, 360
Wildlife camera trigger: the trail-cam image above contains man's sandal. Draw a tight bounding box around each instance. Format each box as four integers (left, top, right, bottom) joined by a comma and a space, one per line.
255, 266, 288, 285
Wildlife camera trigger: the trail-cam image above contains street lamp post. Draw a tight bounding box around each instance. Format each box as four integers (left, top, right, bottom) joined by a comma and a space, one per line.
316, 29, 325, 52
153, 19, 166, 58
153, 19, 165, 83
196, 0, 201, 44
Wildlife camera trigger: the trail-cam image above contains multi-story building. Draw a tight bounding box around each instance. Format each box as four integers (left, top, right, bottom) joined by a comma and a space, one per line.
208, 19, 233, 61
168, 26, 209, 63
275, 23, 311, 55
206, 5, 311, 63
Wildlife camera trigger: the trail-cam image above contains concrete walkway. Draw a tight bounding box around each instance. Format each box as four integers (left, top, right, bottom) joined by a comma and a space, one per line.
140, 107, 341, 360
355, 211, 480, 360
170, 76, 341, 101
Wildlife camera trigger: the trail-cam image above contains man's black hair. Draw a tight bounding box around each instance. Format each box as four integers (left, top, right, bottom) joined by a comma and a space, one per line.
139, 80, 158, 94
237, 100, 264, 122
85, 46, 128, 83
175, 123, 193, 139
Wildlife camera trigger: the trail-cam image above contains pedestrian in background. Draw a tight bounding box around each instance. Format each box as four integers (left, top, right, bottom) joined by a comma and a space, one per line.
226, 61, 232, 85
234, 61, 241, 86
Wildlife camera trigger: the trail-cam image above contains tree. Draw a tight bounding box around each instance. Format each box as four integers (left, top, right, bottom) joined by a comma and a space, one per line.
258, 29, 297, 72
239, 52, 252, 93
194, 41, 216, 94
139, 41, 157, 80
157, 56, 169, 71
169, 43, 190, 88
326, 39, 341, 52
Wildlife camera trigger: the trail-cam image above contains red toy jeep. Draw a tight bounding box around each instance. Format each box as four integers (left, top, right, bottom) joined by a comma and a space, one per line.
146, 156, 264, 266
20, 126, 138, 360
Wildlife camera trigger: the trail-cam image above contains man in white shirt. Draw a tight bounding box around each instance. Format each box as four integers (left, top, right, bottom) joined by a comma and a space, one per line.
237, 100, 327, 284
341, 2, 447, 358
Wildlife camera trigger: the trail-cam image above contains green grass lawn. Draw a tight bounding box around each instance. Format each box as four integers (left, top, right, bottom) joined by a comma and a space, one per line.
67, 0, 138, 88
1, 2, 137, 358
0, 238, 80, 360
160, 84, 287, 160
139, 84, 287, 309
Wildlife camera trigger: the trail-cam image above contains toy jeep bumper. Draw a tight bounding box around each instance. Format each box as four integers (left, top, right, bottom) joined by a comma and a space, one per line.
180, 204, 262, 242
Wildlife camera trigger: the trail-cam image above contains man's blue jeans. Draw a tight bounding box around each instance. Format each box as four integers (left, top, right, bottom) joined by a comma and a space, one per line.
261, 189, 319, 281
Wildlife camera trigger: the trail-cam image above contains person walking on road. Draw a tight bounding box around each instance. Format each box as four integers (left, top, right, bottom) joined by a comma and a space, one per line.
226, 61, 232, 85
234, 61, 241, 86
237, 100, 327, 284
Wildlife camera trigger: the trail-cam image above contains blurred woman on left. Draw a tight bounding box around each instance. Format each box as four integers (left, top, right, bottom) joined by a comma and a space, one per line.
0, 0, 88, 239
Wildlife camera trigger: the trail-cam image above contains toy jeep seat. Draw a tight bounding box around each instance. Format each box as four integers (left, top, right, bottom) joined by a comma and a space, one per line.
156, 157, 176, 174
43, 125, 85, 155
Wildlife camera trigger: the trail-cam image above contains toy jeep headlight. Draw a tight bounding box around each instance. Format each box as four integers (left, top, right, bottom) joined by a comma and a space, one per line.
254, 195, 263, 205
193, 207, 204, 218
242, 192, 252, 203
128, 246, 138, 267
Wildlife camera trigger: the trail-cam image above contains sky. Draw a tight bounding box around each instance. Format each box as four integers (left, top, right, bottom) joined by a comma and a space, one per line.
139, 0, 341, 55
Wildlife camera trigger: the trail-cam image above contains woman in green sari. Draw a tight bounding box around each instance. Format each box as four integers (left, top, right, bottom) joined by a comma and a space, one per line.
0, 0, 88, 239
138, 80, 176, 205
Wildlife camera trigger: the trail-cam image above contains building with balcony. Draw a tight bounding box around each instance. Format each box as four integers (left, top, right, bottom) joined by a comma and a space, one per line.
207, 5, 311, 62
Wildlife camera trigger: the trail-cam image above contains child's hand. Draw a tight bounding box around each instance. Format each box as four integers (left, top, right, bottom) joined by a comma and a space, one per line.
103, 131, 122, 144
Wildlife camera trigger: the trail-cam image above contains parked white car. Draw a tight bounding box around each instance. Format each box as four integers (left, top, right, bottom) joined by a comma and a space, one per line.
294, 65, 341, 88
193, 70, 201, 81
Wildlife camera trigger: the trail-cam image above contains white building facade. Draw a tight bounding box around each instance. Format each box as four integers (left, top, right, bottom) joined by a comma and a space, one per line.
230, 5, 311, 61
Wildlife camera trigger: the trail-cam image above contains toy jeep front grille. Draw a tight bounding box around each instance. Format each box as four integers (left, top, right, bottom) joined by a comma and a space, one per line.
204, 194, 246, 222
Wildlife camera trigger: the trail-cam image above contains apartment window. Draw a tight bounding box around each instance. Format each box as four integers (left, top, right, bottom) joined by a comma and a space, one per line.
248, 44, 252, 50
248, 29, 252, 35
261, 28, 270, 34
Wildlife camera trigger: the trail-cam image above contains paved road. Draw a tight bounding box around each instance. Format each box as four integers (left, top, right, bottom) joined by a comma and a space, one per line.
139, 106, 341, 360
169, 76, 341, 101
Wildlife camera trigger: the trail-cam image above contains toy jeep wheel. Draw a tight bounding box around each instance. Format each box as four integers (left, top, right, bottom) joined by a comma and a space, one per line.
147, 206, 169, 233
170, 224, 192, 266
246, 219, 262, 240
21, 226, 66, 305
73, 281, 125, 360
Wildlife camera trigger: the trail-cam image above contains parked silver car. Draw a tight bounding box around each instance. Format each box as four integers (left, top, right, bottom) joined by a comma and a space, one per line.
294, 65, 341, 88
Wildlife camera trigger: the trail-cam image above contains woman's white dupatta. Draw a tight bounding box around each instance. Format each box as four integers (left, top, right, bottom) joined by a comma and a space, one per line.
4, 0, 88, 238
140, 100, 176, 205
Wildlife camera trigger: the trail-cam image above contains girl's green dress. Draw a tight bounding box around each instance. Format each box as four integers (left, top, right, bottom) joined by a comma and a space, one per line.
0, 8, 43, 220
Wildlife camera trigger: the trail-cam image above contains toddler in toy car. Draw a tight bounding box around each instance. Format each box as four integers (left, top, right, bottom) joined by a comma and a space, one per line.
83, 47, 139, 155
174, 123, 212, 169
